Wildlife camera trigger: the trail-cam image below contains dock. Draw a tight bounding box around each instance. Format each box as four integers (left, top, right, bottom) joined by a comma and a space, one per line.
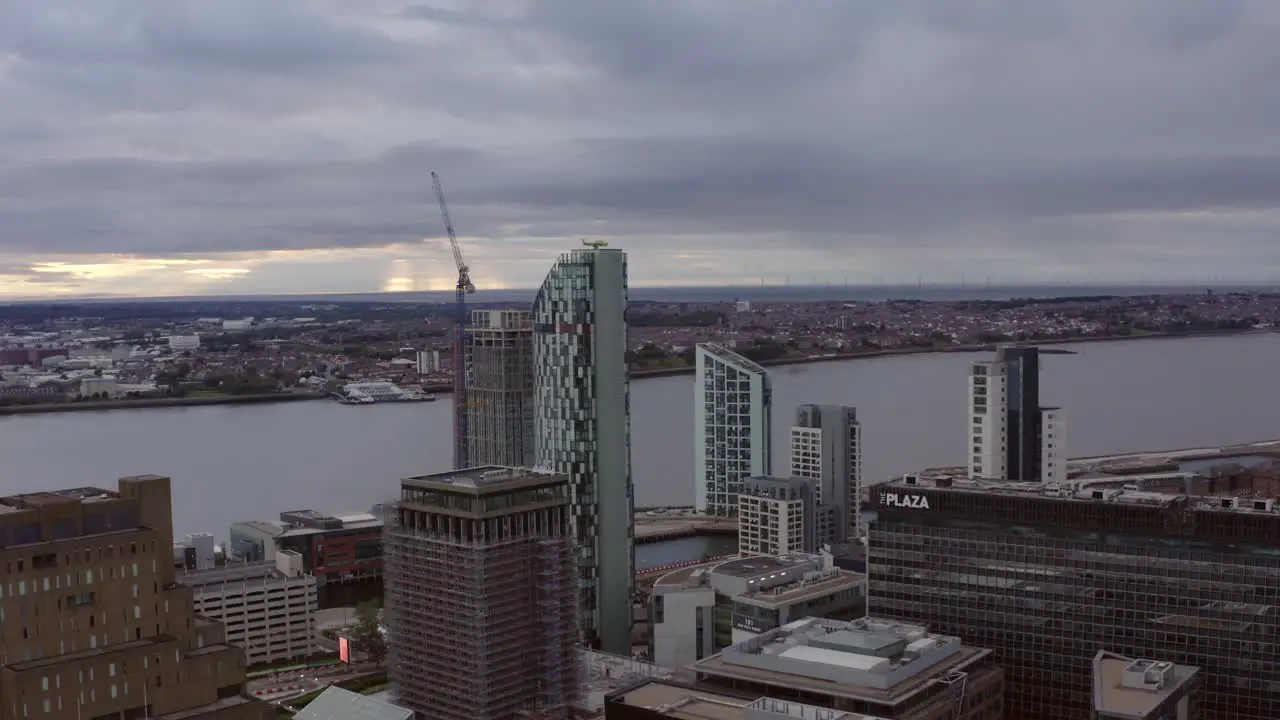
633, 511, 737, 544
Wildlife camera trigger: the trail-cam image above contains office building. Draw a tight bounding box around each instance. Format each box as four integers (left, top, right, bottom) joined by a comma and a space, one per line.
686, 616, 1004, 720
173, 531, 216, 570
179, 551, 318, 666
1092, 651, 1201, 720
384, 466, 579, 720
969, 345, 1065, 482
466, 309, 535, 467
869, 468, 1280, 719
0, 476, 269, 720
694, 343, 772, 517
738, 476, 826, 556
649, 553, 864, 670
228, 508, 383, 604
791, 404, 862, 541
532, 247, 634, 654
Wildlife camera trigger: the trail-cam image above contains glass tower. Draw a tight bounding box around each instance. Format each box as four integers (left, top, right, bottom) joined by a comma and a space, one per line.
693, 343, 772, 516
532, 247, 634, 654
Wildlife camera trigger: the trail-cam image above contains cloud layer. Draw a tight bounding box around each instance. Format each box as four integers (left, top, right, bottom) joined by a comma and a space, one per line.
3, 0, 1280, 297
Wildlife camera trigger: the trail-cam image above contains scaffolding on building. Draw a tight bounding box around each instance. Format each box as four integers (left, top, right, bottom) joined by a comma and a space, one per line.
385, 502, 580, 720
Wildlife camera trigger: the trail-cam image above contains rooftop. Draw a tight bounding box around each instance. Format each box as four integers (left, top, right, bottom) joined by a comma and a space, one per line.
1092, 652, 1199, 719
612, 681, 889, 720
884, 470, 1280, 517
402, 465, 566, 494
715, 555, 816, 581
177, 558, 309, 591
1, 486, 117, 511
294, 686, 413, 720
697, 342, 768, 376
694, 617, 989, 705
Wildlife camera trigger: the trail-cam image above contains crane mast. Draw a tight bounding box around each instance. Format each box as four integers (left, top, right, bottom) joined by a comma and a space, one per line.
431, 171, 475, 469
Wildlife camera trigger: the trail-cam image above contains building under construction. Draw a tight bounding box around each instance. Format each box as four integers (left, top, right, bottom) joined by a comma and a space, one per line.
466, 309, 535, 467
385, 466, 579, 720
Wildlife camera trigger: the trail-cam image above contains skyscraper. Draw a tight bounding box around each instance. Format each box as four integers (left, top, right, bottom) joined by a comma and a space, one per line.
693, 343, 772, 516
790, 404, 862, 542
466, 309, 535, 467
969, 345, 1066, 482
532, 247, 633, 654
384, 466, 579, 720
0, 476, 270, 720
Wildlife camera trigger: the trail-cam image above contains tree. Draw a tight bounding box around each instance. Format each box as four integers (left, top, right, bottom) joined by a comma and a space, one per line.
353, 600, 386, 664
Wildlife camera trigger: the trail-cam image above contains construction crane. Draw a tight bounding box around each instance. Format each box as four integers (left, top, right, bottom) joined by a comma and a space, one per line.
431, 171, 475, 470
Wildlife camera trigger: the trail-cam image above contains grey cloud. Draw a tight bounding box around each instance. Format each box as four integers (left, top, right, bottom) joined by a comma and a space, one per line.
2, 0, 1280, 283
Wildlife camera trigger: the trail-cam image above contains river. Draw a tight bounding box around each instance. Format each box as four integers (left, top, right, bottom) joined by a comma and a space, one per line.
3, 333, 1279, 550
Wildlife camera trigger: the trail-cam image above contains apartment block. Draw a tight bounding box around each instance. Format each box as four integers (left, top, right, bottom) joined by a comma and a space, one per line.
0, 476, 269, 720
738, 476, 822, 556
385, 466, 579, 720
791, 404, 862, 542
178, 551, 318, 666
969, 345, 1066, 482
466, 309, 535, 468
694, 343, 772, 516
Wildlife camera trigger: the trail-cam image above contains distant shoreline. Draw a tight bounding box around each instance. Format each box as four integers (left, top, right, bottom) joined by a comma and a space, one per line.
0, 392, 328, 416
0, 328, 1261, 416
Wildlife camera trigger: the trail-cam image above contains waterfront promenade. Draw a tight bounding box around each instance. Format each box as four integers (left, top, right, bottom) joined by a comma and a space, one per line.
634, 510, 737, 543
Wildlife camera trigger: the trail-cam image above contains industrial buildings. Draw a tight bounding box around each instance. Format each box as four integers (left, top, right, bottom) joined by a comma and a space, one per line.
968, 345, 1065, 482
694, 343, 773, 517
648, 553, 864, 670
869, 467, 1280, 719
684, 616, 1004, 720
0, 476, 269, 719
384, 466, 579, 720
737, 476, 819, 556
466, 308, 535, 467
791, 404, 862, 542
533, 246, 634, 654
178, 551, 318, 666
228, 507, 383, 604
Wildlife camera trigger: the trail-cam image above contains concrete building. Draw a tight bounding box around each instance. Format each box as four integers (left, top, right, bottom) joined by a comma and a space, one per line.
296, 686, 413, 720
228, 508, 383, 602
738, 476, 820, 556
166, 335, 201, 352
969, 345, 1066, 482
870, 469, 1278, 719
649, 553, 864, 670
1092, 652, 1201, 720
0, 476, 269, 719
694, 343, 772, 517
533, 247, 634, 654
791, 404, 862, 542
174, 532, 216, 570
466, 309, 535, 468
222, 319, 253, 331
178, 551, 318, 666
416, 349, 441, 375
384, 466, 579, 720
689, 617, 1004, 720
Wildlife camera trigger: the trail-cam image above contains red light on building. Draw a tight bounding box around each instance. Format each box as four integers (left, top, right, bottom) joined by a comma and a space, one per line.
338, 635, 351, 663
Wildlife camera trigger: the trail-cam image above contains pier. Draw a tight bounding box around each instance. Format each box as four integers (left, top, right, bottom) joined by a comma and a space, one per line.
633, 511, 737, 544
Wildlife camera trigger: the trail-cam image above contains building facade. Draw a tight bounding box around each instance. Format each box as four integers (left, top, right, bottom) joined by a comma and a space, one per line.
694, 343, 772, 517
737, 476, 816, 556
969, 345, 1065, 482
384, 467, 579, 720
0, 476, 269, 720
466, 309, 535, 468
178, 551, 318, 666
869, 471, 1280, 719
790, 404, 862, 542
228, 509, 383, 605
532, 247, 634, 654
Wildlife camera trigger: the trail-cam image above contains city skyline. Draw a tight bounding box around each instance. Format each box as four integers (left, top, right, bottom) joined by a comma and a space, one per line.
5, 3, 1280, 298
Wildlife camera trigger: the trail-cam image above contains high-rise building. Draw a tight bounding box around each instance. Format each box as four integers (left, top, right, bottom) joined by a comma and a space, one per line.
532, 247, 633, 654
737, 476, 816, 556
790, 404, 862, 541
969, 345, 1066, 482
384, 466, 579, 720
0, 476, 270, 720
466, 309, 535, 467
694, 343, 772, 516
869, 469, 1280, 719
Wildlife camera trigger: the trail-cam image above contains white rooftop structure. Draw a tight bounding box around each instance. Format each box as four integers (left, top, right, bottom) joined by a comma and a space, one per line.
294, 686, 413, 720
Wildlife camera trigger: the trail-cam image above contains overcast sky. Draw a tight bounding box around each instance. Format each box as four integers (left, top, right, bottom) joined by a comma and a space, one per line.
3, 0, 1280, 298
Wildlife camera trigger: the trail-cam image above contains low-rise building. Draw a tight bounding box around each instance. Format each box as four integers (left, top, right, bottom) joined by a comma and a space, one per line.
174, 532, 216, 570
177, 551, 318, 666
167, 335, 201, 351
650, 552, 864, 670
1092, 651, 1201, 720
229, 508, 383, 604
690, 617, 1004, 720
